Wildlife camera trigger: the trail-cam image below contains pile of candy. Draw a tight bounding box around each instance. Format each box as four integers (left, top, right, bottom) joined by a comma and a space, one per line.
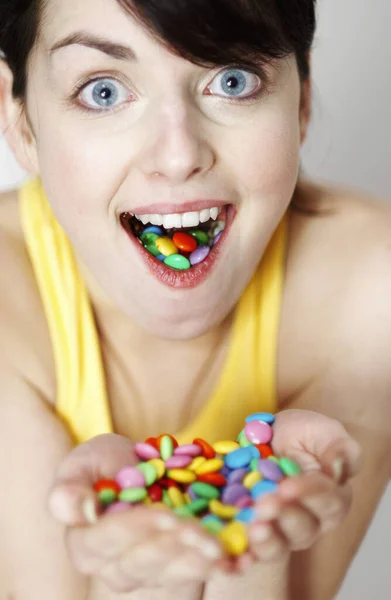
126, 212, 225, 271
94, 413, 301, 557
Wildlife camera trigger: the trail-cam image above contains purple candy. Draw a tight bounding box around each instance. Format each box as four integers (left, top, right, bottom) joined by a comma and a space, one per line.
165, 455, 192, 469
227, 468, 248, 484
187, 486, 199, 501
174, 444, 203, 457
213, 232, 222, 246
220, 465, 232, 478
222, 483, 249, 505
258, 459, 284, 482
134, 442, 161, 460
190, 245, 210, 265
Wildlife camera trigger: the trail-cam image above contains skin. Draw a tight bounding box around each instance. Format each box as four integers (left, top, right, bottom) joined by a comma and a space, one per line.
1, 0, 391, 599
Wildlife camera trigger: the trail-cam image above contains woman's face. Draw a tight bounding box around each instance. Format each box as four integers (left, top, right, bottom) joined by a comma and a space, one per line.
22, 0, 307, 339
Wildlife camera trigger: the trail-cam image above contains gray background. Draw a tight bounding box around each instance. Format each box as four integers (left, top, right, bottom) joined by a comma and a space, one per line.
1, 0, 390, 597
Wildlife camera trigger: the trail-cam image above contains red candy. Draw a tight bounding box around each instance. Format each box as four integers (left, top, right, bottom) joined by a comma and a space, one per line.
148, 483, 163, 502
144, 437, 159, 450
172, 232, 197, 253
159, 478, 180, 489
93, 479, 121, 494
193, 438, 216, 459
197, 473, 226, 487
256, 443, 273, 458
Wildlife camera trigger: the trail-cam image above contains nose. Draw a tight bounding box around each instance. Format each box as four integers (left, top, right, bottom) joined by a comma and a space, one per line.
138, 102, 215, 184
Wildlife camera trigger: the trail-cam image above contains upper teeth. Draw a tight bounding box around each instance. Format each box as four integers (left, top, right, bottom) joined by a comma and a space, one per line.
133, 206, 223, 229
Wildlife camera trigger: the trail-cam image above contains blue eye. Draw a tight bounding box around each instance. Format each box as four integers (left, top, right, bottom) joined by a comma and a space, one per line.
79, 78, 130, 110
207, 68, 261, 99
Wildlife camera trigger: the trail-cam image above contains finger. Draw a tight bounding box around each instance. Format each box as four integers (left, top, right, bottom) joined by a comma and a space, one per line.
276, 504, 320, 551
318, 437, 362, 484
47, 433, 136, 525
249, 522, 289, 562
298, 484, 353, 533
276, 470, 338, 501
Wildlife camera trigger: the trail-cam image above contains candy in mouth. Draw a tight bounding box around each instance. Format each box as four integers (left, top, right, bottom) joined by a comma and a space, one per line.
121, 206, 227, 270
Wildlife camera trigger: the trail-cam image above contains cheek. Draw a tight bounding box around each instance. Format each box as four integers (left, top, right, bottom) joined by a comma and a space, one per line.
230, 109, 301, 201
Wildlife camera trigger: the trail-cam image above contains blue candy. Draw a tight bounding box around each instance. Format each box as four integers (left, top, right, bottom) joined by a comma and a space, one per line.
225, 447, 253, 469
248, 446, 261, 459
156, 254, 166, 262
245, 412, 275, 425
142, 226, 164, 236
251, 480, 278, 499
235, 507, 256, 524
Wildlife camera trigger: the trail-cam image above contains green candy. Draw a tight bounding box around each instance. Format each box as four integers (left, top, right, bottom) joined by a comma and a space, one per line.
237, 429, 252, 447
98, 489, 117, 506
279, 457, 301, 477
140, 232, 160, 257
160, 435, 174, 460
162, 489, 173, 508
164, 254, 191, 270
119, 487, 147, 503
136, 462, 157, 486
190, 230, 209, 245
250, 457, 259, 471
201, 515, 225, 534
190, 482, 220, 500
174, 505, 194, 518
185, 498, 209, 515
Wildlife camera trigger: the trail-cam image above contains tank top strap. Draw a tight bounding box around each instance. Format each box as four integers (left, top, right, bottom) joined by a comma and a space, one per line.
19, 176, 113, 443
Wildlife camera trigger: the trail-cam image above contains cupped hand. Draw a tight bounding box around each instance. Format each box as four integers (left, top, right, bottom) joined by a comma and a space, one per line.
47, 434, 224, 593
244, 409, 362, 567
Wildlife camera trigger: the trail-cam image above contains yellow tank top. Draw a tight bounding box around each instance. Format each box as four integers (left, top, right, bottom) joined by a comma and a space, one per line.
19, 176, 287, 445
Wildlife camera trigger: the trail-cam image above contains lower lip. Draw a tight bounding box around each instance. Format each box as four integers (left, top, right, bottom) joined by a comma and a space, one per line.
122, 205, 236, 289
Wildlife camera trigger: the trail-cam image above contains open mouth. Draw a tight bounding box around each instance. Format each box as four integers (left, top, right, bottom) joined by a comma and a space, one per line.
120, 204, 234, 288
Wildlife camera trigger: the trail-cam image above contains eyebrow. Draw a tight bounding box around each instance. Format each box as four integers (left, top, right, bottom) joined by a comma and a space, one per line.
49, 32, 138, 61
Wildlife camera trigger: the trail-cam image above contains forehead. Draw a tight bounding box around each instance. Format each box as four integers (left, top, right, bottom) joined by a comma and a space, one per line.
41, 0, 158, 55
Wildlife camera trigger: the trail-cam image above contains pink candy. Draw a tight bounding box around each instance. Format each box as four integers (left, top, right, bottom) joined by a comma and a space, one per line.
115, 466, 145, 489
174, 444, 203, 457
244, 420, 273, 445
104, 501, 132, 514
165, 455, 193, 469
134, 442, 161, 460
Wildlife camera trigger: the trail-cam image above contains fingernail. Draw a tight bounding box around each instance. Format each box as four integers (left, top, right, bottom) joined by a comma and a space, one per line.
251, 525, 272, 543
156, 514, 177, 531
332, 458, 344, 483
83, 497, 98, 524
256, 505, 278, 520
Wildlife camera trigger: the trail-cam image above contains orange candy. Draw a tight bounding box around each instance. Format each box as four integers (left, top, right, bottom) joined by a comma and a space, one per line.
172, 232, 198, 253
193, 438, 216, 459
144, 437, 159, 450
156, 433, 179, 451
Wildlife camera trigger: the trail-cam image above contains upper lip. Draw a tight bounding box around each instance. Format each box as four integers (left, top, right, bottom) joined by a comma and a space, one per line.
124, 199, 229, 215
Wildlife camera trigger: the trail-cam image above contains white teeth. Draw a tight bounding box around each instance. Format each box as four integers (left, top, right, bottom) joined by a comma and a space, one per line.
199, 209, 211, 223
181, 211, 201, 227
133, 206, 225, 228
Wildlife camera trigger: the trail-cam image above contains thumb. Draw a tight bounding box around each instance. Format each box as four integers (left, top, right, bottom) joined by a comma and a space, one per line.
47, 433, 136, 526
318, 435, 362, 485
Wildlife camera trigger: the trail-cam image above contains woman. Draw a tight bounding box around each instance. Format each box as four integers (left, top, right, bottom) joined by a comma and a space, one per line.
0, 0, 390, 598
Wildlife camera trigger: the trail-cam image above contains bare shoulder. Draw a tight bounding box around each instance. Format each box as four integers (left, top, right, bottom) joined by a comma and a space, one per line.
278, 178, 391, 404
0, 187, 55, 401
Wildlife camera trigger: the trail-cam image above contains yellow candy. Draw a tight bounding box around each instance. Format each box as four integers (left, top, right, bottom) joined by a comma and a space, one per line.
148, 458, 165, 479
195, 458, 224, 475
184, 493, 192, 504
167, 469, 197, 484
168, 487, 186, 508
243, 471, 262, 489
156, 237, 177, 257
213, 440, 240, 455
209, 499, 239, 520
188, 456, 206, 472
219, 522, 249, 556
144, 497, 152, 505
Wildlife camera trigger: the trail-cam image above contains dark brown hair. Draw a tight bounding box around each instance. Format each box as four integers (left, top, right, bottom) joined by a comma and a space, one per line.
1, 0, 316, 100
